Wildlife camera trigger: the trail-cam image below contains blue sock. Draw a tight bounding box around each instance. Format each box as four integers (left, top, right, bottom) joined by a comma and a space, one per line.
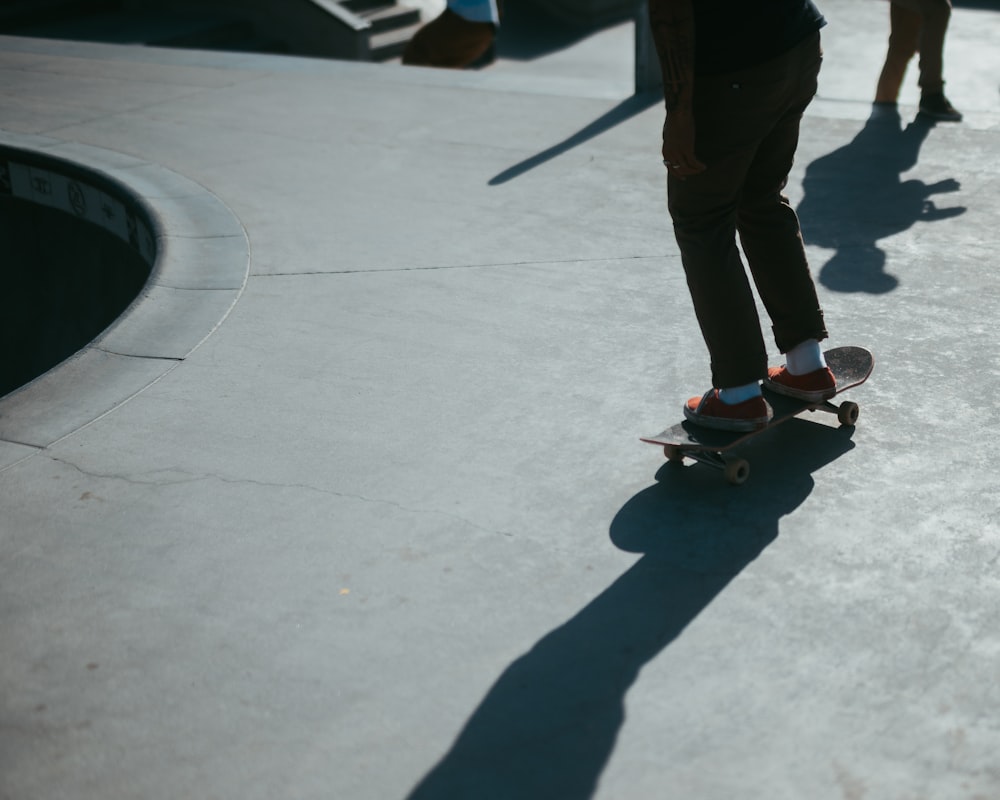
719, 381, 762, 405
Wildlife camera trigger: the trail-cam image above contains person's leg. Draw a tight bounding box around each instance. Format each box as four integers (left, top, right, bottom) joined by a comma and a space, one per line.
885, 0, 961, 119
875, 2, 922, 103
737, 34, 828, 358
901, 0, 951, 93
730, 33, 835, 403
905, 0, 963, 119
668, 164, 768, 391
667, 153, 773, 427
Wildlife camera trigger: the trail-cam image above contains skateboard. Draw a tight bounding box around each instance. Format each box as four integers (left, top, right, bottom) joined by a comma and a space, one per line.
641, 346, 875, 485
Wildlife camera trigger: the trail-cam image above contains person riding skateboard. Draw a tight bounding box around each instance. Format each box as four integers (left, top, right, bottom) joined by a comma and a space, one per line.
648, 0, 837, 431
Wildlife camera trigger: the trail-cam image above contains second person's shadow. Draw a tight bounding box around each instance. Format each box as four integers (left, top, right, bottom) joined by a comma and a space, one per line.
797, 107, 966, 294
407, 419, 856, 800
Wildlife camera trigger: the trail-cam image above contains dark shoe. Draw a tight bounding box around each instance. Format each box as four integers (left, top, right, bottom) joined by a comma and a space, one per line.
764, 366, 836, 402
684, 390, 770, 432
919, 92, 963, 122
402, 9, 495, 69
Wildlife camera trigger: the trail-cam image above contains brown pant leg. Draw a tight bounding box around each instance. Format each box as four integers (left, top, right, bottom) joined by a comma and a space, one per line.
876, 2, 922, 101
876, 0, 952, 97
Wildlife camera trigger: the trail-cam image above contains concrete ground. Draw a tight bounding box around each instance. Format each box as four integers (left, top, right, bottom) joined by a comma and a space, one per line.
2, 1, 1000, 797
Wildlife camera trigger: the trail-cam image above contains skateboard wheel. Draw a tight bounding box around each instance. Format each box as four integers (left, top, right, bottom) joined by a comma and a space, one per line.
724, 458, 750, 486
664, 445, 684, 463
838, 401, 860, 426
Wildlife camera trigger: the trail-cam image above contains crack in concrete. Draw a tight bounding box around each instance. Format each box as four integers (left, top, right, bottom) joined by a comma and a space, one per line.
253, 253, 664, 278
47, 454, 514, 538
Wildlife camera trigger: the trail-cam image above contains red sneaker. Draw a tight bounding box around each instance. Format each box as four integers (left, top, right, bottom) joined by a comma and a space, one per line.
764, 366, 836, 402
684, 390, 771, 432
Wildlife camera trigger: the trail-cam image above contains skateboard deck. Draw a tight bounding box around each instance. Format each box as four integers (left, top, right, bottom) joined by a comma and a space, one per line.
641, 346, 874, 485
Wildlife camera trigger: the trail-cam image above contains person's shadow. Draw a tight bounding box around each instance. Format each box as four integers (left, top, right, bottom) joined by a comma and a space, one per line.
406, 419, 856, 799
797, 106, 966, 294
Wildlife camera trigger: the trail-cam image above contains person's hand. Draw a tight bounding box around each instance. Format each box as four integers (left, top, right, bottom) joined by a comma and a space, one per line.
661, 113, 706, 179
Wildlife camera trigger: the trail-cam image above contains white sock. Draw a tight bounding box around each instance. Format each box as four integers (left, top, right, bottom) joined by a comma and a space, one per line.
719, 381, 762, 405
785, 339, 827, 375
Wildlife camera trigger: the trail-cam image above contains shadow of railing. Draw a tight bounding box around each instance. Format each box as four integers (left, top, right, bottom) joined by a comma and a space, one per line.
489, 91, 661, 186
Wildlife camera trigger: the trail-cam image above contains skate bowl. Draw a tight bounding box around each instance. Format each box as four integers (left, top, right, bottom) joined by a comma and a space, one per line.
0, 145, 157, 399
0, 138, 248, 449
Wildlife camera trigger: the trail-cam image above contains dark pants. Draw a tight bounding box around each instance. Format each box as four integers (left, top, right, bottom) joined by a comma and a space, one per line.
667, 32, 827, 389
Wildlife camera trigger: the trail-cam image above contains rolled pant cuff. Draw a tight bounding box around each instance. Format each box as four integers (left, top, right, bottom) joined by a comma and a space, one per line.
772, 317, 828, 355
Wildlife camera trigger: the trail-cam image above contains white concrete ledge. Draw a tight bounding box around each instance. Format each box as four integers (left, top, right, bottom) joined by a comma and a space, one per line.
0, 133, 249, 450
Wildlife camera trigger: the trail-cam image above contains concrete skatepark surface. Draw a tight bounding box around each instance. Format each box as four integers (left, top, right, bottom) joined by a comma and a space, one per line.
2, 1, 1000, 797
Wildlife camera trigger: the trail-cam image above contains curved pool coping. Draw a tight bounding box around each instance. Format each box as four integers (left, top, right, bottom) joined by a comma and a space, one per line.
0, 131, 250, 463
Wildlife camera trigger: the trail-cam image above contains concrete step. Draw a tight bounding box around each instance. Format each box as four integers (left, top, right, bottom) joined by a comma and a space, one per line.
368, 21, 421, 61
359, 3, 420, 34
341, 0, 422, 57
